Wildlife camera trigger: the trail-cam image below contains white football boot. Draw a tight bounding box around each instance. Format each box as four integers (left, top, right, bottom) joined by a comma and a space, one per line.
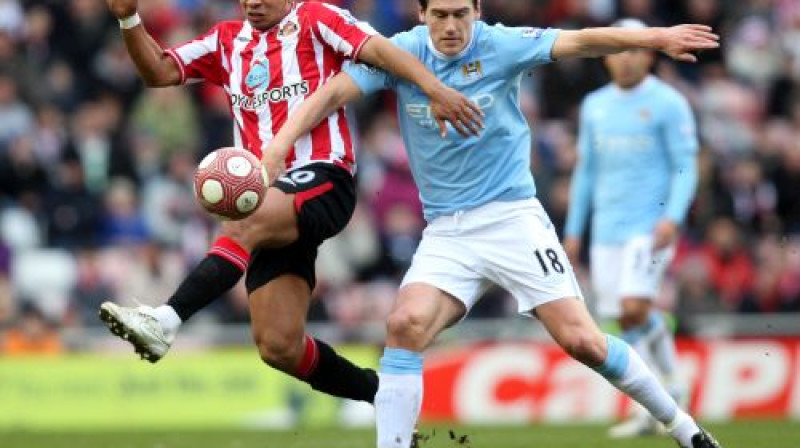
99, 301, 175, 363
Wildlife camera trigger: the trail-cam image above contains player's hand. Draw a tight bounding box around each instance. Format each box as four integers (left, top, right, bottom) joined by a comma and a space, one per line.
656, 24, 719, 63
106, 0, 138, 19
562, 237, 582, 267
261, 146, 287, 187
429, 87, 484, 138
652, 219, 678, 251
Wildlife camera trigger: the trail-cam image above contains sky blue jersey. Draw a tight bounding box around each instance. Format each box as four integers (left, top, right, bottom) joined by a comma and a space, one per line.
564, 76, 699, 244
345, 22, 559, 221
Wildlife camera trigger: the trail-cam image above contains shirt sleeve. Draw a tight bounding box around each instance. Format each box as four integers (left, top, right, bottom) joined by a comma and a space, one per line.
307, 2, 378, 62
165, 24, 225, 85
492, 25, 560, 74
343, 30, 418, 95
564, 98, 596, 239
663, 94, 699, 224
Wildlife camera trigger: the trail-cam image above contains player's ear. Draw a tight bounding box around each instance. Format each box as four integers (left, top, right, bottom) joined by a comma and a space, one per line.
418, 7, 426, 24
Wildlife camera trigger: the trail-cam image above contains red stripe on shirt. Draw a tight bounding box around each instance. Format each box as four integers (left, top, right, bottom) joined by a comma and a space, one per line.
266, 30, 287, 158
238, 29, 263, 157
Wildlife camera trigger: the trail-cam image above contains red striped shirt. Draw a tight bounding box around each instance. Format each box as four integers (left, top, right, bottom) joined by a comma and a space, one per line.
165, 2, 375, 173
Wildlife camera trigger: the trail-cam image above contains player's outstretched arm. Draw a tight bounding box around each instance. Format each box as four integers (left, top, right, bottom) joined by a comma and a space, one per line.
107, 0, 181, 87
358, 36, 483, 137
261, 73, 363, 183
551, 25, 719, 62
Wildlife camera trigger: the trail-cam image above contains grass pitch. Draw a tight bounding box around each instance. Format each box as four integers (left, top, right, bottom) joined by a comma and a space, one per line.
2, 420, 797, 448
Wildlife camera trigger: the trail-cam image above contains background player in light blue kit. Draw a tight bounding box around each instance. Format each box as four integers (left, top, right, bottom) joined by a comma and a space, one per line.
564, 18, 699, 439
261, 1, 720, 447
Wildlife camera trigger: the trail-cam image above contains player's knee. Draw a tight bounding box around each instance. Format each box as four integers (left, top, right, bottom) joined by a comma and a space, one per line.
620, 299, 651, 329
386, 307, 430, 348
253, 330, 304, 372
219, 221, 259, 251
561, 330, 606, 366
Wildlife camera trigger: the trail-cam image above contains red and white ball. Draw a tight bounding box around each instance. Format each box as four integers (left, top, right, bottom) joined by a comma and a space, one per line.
193, 147, 268, 220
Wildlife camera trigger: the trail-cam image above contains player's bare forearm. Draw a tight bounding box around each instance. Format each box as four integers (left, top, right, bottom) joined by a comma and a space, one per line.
107, 0, 180, 86
552, 25, 719, 62
262, 73, 362, 178
358, 36, 440, 97
121, 26, 181, 87
358, 36, 483, 136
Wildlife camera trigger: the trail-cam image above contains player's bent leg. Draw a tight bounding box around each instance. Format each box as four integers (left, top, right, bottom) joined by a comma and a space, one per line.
99, 187, 301, 362
622, 298, 687, 413
249, 274, 378, 403
535, 297, 720, 448
377, 283, 466, 448
611, 297, 666, 437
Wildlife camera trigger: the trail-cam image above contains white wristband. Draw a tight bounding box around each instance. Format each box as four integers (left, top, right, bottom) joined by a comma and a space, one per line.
119, 13, 141, 30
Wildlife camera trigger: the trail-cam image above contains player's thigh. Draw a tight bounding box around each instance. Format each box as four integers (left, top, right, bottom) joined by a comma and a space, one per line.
223, 163, 356, 250
219, 186, 298, 250
618, 235, 675, 301
400, 227, 489, 319
387, 282, 467, 349
248, 273, 313, 354
590, 245, 624, 320
480, 203, 583, 315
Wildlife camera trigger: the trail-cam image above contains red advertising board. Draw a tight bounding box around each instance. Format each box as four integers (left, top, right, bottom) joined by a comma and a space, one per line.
421, 338, 800, 423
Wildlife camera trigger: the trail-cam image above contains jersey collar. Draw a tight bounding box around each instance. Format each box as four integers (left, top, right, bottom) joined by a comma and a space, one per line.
612, 75, 656, 96
426, 22, 478, 61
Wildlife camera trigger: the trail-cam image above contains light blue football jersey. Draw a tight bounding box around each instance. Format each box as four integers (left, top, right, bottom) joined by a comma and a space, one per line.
346, 22, 559, 221
564, 76, 699, 244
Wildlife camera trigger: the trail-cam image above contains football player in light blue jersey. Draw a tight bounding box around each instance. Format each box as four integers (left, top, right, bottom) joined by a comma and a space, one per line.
564, 18, 699, 439
261, 1, 721, 447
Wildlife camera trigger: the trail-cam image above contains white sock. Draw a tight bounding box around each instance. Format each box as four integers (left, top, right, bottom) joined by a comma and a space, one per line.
648, 313, 683, 395
636, 312, 686, 407
151, 305, 182, 335
595, 335, 700, 446
375, 348, 424, 448
666, 410, 701, 448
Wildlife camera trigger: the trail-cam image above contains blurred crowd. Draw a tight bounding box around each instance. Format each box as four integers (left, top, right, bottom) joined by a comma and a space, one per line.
1, 0, 799, 354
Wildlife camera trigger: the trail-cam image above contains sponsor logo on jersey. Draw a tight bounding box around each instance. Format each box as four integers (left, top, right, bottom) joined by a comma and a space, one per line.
245, 60, 270, 91
405, 93, 495, 128
278, 21, 299, 38
461, 60, 483, 80
593, 134, 655, 153
231, 81, 310, 110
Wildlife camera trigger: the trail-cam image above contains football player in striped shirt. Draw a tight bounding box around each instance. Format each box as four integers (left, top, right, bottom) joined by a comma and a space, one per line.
99, 0, 483, 408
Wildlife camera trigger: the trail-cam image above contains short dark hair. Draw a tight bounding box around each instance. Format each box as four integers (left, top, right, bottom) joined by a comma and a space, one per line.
419, 0, 479, 11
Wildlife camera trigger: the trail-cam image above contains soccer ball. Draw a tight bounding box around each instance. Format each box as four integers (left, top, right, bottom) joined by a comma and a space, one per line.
193, 147, 268, 221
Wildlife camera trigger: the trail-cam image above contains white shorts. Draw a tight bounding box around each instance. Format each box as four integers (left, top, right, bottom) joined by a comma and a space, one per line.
590, 235, 675, 319
401, 198, 583, 316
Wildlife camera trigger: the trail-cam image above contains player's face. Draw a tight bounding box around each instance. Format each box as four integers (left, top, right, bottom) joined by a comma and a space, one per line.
240, 0, 293, 30
604, 49, 654, 89
421, 0, 479, 56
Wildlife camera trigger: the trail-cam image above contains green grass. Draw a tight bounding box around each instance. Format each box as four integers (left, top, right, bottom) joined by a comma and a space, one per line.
2, 420, 797, 448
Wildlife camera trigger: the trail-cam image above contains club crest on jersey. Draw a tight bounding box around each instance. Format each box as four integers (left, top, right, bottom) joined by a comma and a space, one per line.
639, 108, 652, 122
461, 60, 483, 80
245, 60, 270, 91
278, 20, 299, 38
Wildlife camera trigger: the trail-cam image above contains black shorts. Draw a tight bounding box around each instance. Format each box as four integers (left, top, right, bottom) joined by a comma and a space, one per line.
245, 162, 356, 293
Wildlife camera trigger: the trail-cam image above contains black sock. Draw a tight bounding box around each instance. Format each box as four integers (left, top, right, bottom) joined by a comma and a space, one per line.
166, 254, 244, 322
304, 338, 379, 403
